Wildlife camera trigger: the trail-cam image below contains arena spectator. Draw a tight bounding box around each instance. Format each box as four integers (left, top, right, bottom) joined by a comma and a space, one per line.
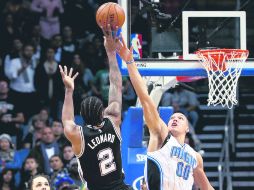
50, 34, 63, 64
30, 0, 64, 40
0, 134, 15, 169
3, 0, 30, 26
55, 176, 75, 190
35, 47, 64, 119
0, 13, 21, 57
4, 38, 23, 80
20, 156, 40, 190
0, 79, 25, 147
36, 107, 52, 125
93, 57, 110, 106
23, 116, 46, 149
51, 120, 68, 149
62, 144, 74, 168
5, 43, 39, 120
29, 127, 60, 175
49, 155, 70, 190
72, 54, 94, 94
67, 158, 84, 188
71, 54, 95, 114
62, 0, 97, 38
81, 41, 105, 75
61, 26, 78, 67
29, 25, 48, 64
0, 168, 16, 190
29, 174, 51, 190
92, 35, 106, 59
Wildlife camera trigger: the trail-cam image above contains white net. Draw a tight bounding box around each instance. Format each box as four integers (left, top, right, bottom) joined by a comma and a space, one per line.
197, 49, 249, 109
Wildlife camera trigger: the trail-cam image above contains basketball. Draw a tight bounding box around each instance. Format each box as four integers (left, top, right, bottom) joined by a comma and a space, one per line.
96, 2, 125, 29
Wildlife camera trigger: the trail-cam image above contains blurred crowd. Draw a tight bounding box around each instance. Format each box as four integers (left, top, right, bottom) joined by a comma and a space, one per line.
0, 0, 137, 189
0, 0, 201, 189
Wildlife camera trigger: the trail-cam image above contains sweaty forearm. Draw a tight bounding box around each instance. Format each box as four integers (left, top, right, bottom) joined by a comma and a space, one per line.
108, 54, 122, 104
62, 89, 75, 122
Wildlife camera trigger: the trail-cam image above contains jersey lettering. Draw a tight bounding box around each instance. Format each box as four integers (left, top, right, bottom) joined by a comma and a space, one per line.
170, 146, 197, 168
88, 133, 116, 149
176, 162, 191, 180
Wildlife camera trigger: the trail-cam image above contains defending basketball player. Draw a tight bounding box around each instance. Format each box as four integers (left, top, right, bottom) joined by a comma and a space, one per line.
115, 35, 214, 190
59, 25, 132, 190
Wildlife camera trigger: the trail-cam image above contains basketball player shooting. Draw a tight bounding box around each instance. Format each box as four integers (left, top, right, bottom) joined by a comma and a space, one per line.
59, 24, 133, 190
115, 35, 215, 190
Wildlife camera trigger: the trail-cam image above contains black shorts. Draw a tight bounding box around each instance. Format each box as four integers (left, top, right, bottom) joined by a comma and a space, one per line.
112, 184, 134, 190
89, 183, 133, 190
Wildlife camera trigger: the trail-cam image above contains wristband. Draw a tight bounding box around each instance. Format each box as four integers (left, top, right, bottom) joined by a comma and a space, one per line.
126, 59, 135, 64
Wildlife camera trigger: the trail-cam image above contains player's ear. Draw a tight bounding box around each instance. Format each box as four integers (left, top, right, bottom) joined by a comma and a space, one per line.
186, 127, 189, 133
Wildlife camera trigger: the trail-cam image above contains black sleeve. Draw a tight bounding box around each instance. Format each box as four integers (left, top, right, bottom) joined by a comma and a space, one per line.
147, 158, 161, 190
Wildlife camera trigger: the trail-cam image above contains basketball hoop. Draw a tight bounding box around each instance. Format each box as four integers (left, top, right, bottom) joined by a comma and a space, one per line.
196, 49, 249, 109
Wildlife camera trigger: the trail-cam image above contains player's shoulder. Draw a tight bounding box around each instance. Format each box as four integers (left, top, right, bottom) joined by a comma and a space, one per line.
192, 150, 204, 168
103, 115, 120, 128
185, 144, 200, 157
195, 151, 203, 161
103, 116, 113, 125
161, 134, 172, 146
100, 116, 122, 142
185, 147, 202, 169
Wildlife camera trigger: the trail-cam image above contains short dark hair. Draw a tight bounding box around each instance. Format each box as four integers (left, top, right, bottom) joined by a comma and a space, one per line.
25, 156, 38, 163
46, 46, 55, 52
171, 112, 189, 126
62, 142, 72, 150
0, 169, 15, 189
173, 111, 187, 117
22, 43, 35, 50
80, 96, 104, 126
49, 154, 63, 162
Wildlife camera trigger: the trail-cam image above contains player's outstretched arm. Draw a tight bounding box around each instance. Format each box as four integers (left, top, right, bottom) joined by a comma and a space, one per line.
102, 25, 122, 127
194, 153, 215, 190
116, 34, 168, 150
59, 65, 82, 155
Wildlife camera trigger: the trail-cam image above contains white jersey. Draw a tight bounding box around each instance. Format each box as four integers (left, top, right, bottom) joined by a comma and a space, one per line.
145, 136, 198, 190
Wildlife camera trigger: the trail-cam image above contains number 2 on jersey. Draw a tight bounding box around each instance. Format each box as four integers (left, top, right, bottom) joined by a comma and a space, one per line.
176, 162, 191, 180
97, 148, 116, 176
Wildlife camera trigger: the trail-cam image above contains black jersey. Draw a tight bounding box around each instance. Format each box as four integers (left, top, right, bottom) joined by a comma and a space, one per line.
76, 117, 129, 190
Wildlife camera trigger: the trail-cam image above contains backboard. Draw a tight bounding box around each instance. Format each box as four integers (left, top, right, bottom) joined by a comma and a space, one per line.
117, 0, 254, 76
